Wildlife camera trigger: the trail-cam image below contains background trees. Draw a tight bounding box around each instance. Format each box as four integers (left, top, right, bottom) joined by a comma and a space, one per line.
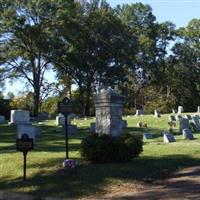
0, 0, 199, 116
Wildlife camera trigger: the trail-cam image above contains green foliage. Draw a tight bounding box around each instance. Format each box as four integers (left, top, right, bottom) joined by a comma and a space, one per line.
80, 133, 143, 163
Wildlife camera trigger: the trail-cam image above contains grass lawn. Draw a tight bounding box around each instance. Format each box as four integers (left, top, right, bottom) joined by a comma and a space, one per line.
1, 113, 200, 198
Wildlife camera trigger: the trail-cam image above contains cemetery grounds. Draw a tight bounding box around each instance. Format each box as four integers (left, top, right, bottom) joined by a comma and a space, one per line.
1, 113, 200, 199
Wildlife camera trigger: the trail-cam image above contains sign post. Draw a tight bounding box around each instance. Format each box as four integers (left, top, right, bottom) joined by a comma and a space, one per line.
16, 134, 34, 181
58, 97, 73, 159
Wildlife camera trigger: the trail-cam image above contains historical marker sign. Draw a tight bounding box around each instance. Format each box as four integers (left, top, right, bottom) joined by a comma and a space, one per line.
57, 97, 73, 159
16, 134, 34, 181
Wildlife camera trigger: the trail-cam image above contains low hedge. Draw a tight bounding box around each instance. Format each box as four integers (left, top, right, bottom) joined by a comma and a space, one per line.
80, 133, 143, 163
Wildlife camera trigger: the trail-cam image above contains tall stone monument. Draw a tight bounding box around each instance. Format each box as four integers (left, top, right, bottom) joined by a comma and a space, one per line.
94, 88, 124, 137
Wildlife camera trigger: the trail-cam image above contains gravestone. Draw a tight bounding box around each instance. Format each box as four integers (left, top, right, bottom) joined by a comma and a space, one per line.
175, 115, 182, 121
135, 109, 143, 116
179, 118, 189, 132
169, 115, 176, 122
10, 110, 30, 125
192, 116, 200, 131
178, 106, 183, 114
17, 124, 41, 142
197, 106, 200, 113
0, 115, 5, 124
182, 128, 194, 140
90, 123, 96, 134
38, 112, 49, 120
163, 133, 175, 143
56, 113, 65, 126
94, 88, 124, 137
172, 109, 176, 114
154, 110, 161, 118
136, 122, 142, 127
143, 133, 153, 140
194, 115, 200, 120
185, 114, 192, 120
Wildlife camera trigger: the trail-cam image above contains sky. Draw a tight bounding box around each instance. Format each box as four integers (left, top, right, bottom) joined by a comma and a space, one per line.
3, 0, 200, 97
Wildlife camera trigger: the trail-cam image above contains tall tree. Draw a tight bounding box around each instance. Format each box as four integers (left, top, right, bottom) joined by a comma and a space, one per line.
0, 0, 74, 116
53, 0, 137, 116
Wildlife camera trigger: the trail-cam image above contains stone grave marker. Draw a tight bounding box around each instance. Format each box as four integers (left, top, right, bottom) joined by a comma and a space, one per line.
182, 128, 193, 140
192, 116, 200, 131
135, 109, 143, 116
197, 106, 200, 113
17, 124, 41, 142
0, 115, 5, 124
56, 113, 65, 126
169, 115, 176, 122
143, 133, 153, 140
94, 88, 124, 137
178, 106, 183, 114
154, 110, 161, 118
163, 133, 175, 143
9, 110, 30, 125
185, 114, 192, 120
175, 115, 182, 121
172, 109, 176, 114
179, 118, 189, 132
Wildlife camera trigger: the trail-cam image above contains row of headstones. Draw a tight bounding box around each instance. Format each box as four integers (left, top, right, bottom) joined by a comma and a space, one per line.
56, 113, 77, 134
169, 114, 200, 132
144, 128, 194, 143
7, 110, 41, 142
135, 106, 200, 117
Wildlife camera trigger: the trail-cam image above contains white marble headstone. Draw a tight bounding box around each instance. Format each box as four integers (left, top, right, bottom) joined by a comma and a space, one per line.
10, 110, 30, 125
163, 133, 175, 143
182, 128, 193, 140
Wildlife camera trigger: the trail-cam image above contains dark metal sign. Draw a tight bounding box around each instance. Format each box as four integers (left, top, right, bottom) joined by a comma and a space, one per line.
58, 97, 73, 115
57, 97, 73, 159
16, 134, 34, 181
17, 134, 34, 153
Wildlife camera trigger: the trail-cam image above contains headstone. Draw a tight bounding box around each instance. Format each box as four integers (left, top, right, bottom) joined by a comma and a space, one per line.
135, 109, 143, 116
38, 112, 49, 120
121, 120, 127, 129
178, 106, 183, 114
194, 115, 200, 120
182, 128, 194, 140
90, 123, 96, 134
169, 115, 176, 122
197, 106, 200, 113
136, 122, 142, 127
179, 118, 189, 132
172, 109, 176, 114
67, 113, 77, 124
143, 133, 153, 140
56, 113, 65, 126
68, 125, 77, 134
185, 114, 192, 120
175, 115, 182, 121
163, 133, 175, 143
17, 124, 41, 142
94, 88, 124, 137
0, 115, 5, 124
192, 116, 200, 131
10, 110, 30, 125
154, 110, 161, 118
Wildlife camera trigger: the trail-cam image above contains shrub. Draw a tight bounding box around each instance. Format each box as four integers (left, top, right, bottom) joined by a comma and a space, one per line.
80, 133, 143, 163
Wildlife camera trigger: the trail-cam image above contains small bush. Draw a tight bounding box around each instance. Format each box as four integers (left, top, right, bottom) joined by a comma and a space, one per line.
80, 133, 143, 163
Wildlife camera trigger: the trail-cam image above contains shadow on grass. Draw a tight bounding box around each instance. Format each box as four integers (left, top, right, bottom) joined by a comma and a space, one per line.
1, 154, 200, 198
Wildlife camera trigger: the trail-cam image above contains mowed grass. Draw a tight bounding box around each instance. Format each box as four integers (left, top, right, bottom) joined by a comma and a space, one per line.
1, 113, 200, 198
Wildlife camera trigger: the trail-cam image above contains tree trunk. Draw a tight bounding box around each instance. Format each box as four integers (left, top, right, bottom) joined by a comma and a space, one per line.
85, 86, 91, 116
33, 88, 40, 117
79, 86, 85, 117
